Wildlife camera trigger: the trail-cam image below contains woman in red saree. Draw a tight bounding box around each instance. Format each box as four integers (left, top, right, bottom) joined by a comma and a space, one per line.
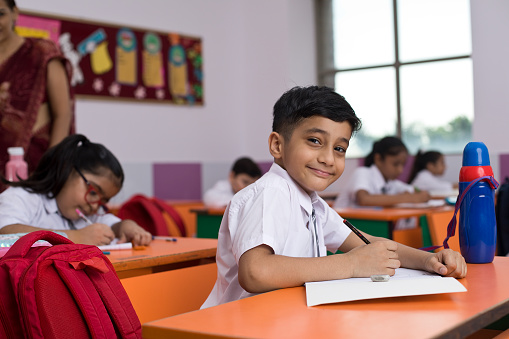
0, 0, 75, 191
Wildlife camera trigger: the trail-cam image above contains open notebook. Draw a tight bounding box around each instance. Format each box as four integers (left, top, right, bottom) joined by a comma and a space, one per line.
305, 267, 466, 307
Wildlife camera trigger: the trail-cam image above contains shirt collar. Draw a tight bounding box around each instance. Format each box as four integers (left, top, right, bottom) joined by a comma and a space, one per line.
42, 193, 60, 215
268, 163, 322, 216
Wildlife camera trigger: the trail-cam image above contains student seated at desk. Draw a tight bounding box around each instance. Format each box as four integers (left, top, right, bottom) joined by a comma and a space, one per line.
201, 86, 466, 309
0, 134, 152, 246
203, 157, 262, 208
408, 150, 458, 193
333, 136, 431, 229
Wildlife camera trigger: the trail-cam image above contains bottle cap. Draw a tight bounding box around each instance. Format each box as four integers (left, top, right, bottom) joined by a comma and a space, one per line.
7, 147, 24, 156
462, 142, 490, 166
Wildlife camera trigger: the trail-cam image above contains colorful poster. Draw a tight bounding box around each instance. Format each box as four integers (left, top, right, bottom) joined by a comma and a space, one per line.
17, 12, 203, 105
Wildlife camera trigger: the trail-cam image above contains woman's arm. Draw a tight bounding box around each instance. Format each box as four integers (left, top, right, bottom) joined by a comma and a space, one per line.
46, 59, 72, 147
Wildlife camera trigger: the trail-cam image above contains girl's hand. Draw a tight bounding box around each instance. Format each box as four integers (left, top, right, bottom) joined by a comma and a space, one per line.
115, 220, 152, 246
70, 223, 115, 246
0, 82, 10, 109
424, 249, 467, 278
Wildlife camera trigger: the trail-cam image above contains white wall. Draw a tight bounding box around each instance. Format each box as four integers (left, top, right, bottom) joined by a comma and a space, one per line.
20, 0, 317, 165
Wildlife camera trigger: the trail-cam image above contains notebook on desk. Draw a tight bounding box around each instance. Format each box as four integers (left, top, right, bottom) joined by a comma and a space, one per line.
305, 268, 466, 307
394, 199, 446, 209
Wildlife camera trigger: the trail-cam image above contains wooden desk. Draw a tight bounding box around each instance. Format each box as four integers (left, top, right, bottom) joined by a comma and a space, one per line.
143, 257, 509, 339
107, 237, 217, 279
337, 206, 453, 246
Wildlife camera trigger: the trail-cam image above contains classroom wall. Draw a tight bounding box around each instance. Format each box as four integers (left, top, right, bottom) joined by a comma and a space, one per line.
19, 0, 509, 203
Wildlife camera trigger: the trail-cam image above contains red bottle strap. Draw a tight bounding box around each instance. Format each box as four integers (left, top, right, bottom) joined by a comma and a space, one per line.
420, 175, 499, 252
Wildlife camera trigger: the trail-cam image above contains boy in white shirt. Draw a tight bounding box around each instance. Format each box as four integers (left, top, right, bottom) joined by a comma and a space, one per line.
201, 86, 466, 309
203, 157, 261, 208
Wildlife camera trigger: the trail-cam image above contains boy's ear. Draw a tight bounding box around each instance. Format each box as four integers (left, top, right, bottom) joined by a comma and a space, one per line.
268, 132, 283, 159
373, 153, 382, 165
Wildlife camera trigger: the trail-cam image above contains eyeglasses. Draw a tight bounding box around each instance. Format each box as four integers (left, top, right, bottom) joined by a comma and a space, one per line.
74, 167, 109, 215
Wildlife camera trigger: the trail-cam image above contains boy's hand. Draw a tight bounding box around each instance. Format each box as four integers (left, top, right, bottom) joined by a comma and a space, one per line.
423, 249, 467, 278
346, 240, 401, 277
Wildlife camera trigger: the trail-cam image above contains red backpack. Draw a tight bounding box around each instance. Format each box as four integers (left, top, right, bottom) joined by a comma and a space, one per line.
118, 194, 187, 237
0, 231, 142, 338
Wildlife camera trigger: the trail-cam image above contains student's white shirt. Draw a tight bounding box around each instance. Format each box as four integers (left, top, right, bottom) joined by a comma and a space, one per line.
334, 164, 414, 208
411, 169, 454, 192
201, 163, 351, 309
0, 187, 120, 230
203, 180, 234, 208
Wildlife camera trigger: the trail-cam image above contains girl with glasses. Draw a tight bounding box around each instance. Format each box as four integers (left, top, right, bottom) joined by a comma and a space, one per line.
0, 134, 151, 246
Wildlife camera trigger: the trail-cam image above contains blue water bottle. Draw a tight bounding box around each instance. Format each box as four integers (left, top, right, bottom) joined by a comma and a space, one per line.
458, 142, 498, 263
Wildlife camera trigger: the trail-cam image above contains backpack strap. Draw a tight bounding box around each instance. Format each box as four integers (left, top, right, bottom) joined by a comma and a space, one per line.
2, 230, 73, 259
151, 198, 187, 237
421, 175, 499, 252
54, 255, 142, 338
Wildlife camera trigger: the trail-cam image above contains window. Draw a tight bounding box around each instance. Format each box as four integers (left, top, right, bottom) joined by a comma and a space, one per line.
316, 0, 473, 157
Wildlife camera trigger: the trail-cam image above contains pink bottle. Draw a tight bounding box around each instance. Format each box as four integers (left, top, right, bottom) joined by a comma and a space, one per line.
5, 147, 28, 182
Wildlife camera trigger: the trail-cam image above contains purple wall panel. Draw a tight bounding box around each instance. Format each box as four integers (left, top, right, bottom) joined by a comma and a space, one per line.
153, 163, 202, 200
500, 154, 509, 182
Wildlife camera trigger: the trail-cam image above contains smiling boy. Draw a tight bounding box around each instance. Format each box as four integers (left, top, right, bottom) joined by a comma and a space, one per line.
201, 86, 466, 309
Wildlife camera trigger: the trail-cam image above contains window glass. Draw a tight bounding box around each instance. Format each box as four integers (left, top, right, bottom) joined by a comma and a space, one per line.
335, 67, 397, 157
400, 59, 473, 154
333, 0, 394, 69
398, 0, 472, 62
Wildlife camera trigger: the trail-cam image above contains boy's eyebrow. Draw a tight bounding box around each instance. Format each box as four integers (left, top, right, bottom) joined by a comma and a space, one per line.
305, 127, 350, 145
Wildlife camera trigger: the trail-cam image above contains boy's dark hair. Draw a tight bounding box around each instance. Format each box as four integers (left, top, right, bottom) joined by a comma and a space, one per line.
407, 150, 443, 183
3, 134, 124, 198
272, 86, 361, 140
364, 136, 408, 167
231, 157, 262, 178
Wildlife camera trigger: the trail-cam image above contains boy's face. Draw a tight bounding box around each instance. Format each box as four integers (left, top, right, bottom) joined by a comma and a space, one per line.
229, 172, 258, 194
269, 116, 352, 194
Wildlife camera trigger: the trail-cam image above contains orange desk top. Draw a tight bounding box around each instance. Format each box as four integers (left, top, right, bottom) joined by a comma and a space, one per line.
143, 257, 509, 339
191, 207, 225, 216
107, 238, 217, 278
336, 206, 453, 221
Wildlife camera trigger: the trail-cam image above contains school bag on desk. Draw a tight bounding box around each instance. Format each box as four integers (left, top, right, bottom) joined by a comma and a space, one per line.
0, 230, 142, 338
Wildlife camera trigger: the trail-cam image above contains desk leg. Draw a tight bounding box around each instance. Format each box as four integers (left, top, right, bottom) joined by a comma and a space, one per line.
196, 214, 223, 239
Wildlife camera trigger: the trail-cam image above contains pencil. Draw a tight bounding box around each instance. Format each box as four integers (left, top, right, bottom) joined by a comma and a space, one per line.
76, 208, 93, 225
343, 219, 371, 244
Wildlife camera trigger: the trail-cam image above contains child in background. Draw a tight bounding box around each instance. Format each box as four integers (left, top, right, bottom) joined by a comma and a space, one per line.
334, 136, 431, 209
201, 86, 466, 309
408, 150, 458, 193
203, 157, 262, 208
0, 134, 152, 246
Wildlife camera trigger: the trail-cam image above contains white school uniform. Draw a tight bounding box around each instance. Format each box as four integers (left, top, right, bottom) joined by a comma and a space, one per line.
0, 187, 120, 230
334, 164, 414, 208
411, 169, 454, 192
200, 163, 351, 309
203, 180, 234, 208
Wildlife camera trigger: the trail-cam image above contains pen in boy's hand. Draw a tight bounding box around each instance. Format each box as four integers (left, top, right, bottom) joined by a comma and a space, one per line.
76, 208, 93, 225
343, 219, 370, 244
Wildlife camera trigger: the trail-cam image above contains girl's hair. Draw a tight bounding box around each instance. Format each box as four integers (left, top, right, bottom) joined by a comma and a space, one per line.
364, 136, 408, 167
407, 150, 443, 183
3, 134, 124, 198
5, 0, 16, 10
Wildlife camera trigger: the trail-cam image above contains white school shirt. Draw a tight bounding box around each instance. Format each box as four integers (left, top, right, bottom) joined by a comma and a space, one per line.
411, 169, 454, 192
201, 163, 351, 309
0, 187, 120, 230
334, 164, 414, 208
203, 180, 234, 208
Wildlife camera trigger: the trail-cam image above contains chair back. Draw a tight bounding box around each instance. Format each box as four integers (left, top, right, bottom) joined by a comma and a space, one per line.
426, 209, 461, 252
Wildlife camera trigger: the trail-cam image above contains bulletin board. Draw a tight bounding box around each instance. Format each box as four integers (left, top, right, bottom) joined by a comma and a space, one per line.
16, 11, 203, 105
